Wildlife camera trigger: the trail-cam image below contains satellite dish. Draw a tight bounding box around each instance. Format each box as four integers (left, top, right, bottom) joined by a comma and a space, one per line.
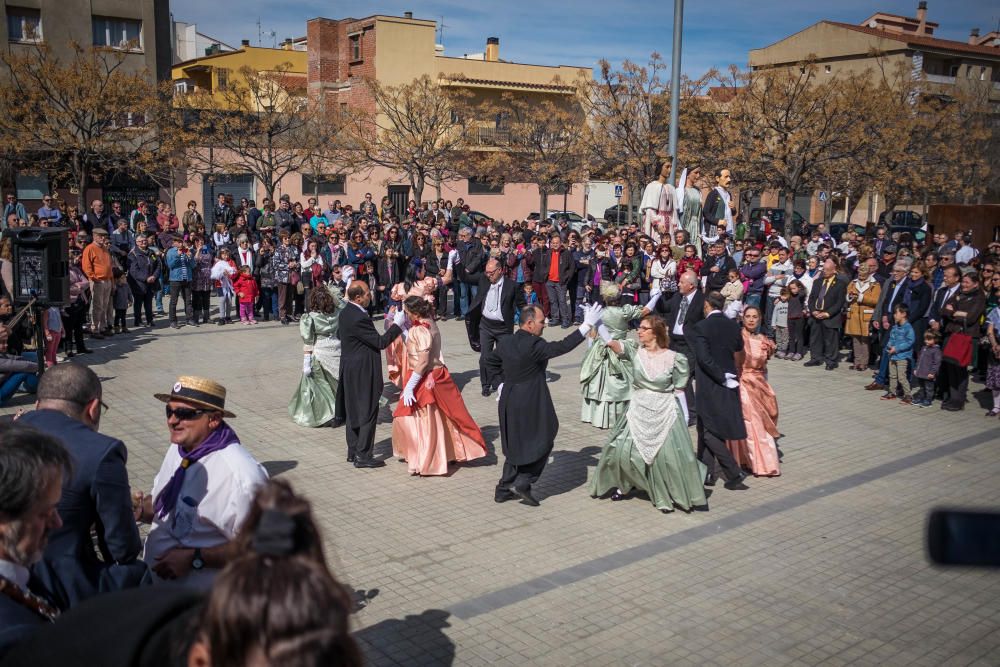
868, 20, 879, 28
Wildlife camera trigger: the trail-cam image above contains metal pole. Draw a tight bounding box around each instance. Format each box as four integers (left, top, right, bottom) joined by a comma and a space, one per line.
667, 0, 684, 183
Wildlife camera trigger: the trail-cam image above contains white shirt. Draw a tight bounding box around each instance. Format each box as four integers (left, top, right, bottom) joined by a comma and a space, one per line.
143, 440, 268, 589
932, 284, 960, 322
955, 245, 978, 265
238, 247, 254, 271
672, 292, 694, 337
483, 277, 505, 322
0, 559, 30, 592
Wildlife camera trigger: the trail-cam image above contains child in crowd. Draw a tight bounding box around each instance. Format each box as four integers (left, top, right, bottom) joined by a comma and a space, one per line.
772, 287, 791, 358
912, 331, 942, 407
721, 268, 744, 311
233, 264, 260, 325
881, 304, 915, 404
211, 248, 237, 325
677, 244, 703, 277
41, 304, 64, 367
785, 280, 806, 361
514, 282, 539, 325
112, 268, 131, 334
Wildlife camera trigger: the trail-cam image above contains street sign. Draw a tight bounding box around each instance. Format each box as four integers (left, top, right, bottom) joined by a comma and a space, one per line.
614, 184, 624, 198
818, 191, 828, 202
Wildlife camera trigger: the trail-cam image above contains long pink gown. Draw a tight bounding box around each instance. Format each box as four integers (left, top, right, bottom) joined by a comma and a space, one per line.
727, 331, 781, 477
392, 321, 488, 475
386, 277, 439, 387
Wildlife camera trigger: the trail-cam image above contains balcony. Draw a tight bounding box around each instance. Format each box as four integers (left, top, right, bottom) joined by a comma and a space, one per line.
924, 73, 956, 84
464, 126, 511, 147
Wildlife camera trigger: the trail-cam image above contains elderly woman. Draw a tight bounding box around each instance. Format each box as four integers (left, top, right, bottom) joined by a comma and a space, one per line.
845, 258, 882, 371
289, 287, 348, 428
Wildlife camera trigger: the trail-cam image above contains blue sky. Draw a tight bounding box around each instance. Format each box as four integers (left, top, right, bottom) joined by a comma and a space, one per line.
171, 0, 999, 76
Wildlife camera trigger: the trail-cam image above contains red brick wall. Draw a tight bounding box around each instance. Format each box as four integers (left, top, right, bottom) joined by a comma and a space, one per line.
308, 17, 377, 114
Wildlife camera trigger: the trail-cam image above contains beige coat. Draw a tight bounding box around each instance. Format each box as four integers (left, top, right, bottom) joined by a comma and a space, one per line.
844, 276, 881, 337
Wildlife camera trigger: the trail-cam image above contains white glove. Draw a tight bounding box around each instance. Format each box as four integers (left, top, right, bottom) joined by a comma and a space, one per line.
646, 290, 662, 312
724, 372, 739, 389
597, 323, 613, 343
495, 382, 503, 402
302, 354, 312, 376
677, 392, 690, 423
392, 309, 407, 329
583, 304, 604, 327
402, 372, 422, 407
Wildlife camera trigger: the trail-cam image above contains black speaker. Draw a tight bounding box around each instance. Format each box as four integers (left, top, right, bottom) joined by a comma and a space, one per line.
3, 228, 70, 306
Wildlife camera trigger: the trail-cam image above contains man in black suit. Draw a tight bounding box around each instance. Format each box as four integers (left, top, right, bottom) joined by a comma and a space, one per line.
688, 291, 749, 490
19, 364, 149, 611
804, 258, 848, 370
467, 258, 526, 396
338, 280, 405, 468
653, 270, 704, 425
0, 425, 72, 657
700, 240, 735, 292
485, 303, 604, 506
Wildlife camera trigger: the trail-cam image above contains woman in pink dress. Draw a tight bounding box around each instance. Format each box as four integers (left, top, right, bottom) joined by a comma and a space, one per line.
386, 257, 452, 387
726, 306, 781, 477
392, 296, 487, 475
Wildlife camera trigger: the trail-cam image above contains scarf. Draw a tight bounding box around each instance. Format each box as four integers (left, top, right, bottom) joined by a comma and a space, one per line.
715, 186, 734, 234
154, 422, 238, 520
675, 168, 688, 213
903, 277, 924, 313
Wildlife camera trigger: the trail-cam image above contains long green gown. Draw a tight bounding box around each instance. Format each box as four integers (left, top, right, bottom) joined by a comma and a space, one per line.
680, 186, 703, 257
579, 304, 645, 429
288, 299, 347, 427
589, 341, 708, 512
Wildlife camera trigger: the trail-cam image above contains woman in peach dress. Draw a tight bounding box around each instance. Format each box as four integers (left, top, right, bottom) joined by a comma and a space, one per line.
392, 295, 487, 475
726, 305, 781, 477
386, 257, 452, 387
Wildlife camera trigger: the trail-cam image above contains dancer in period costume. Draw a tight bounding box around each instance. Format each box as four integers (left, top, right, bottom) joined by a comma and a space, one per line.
386, 258, 453, 387
639, 159, 676, 239
725, 306, 781, 477
589, 314, 708, 513
579, 281, 662, 428
338, 281, 405, 468
391, 296, 488, 475
289, 286, 348, 428
676, 166, 704, 257
486, 303, 604, 506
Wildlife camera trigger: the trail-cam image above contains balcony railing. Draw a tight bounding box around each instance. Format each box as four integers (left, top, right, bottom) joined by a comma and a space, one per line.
924, 73, 956, 84
464, 126, 511, 147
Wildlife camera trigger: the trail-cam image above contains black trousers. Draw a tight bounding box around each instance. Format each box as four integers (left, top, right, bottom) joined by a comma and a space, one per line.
787, 318, 806, 356
65, 301, 87, 352
809, 323, 841, 364
498, 453, 548, 492
131, 288, 154, 325
479, 318, 511, 390
168, 281, 192, 323
344, 398, 379, 461
941, 360, 970, 406
696, 419, 743, 481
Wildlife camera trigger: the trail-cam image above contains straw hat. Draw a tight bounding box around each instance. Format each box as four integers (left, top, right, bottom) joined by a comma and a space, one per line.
154, 376, 235, 418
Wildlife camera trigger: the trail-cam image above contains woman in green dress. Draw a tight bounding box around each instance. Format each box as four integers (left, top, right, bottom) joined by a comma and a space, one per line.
289, 285, 348, 427
589, 313, 708, 513
579, 281, 661, 428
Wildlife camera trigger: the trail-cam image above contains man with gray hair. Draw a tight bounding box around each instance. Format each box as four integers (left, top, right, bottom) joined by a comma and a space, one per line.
0, 424, 71, 655
866, 257, 915, 390
18, 364, 148, 610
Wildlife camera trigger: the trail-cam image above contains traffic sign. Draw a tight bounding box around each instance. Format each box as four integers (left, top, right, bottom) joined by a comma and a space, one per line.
614, 184, 624, 198
818, 191, 828, 202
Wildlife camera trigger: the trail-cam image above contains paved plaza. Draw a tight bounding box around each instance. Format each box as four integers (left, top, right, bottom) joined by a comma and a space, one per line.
3, 317, 999, 666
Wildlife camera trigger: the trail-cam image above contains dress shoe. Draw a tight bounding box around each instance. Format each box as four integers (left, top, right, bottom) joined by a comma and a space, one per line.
346, 453, 356, 463
76, 347, 92, 354
481, 386, 492, 397
941, 402, 963, 412
353, 459, 386, 469
803, 359, 823, 367
610, 490, 627, 501
330, 418, 345, 428
91, 332, 106, 339
825, 363, 838, 371
512, 486, 540, 506
864, 381, 885, 391
704, 471, 718, 487
724, 471, 750, 490
494, 488, 515, 503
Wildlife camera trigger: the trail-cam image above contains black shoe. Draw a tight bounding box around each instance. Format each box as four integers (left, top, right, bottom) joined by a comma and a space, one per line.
803, 359, 823, 367
481, 386, 492, 397
494, 488, 515, 503
187, 320, 199, 328
353, 459, 386, 469
704, 471, 718, 487
281, 318, 290, 325
610, 490, 627, 501
724, 471, 750, 490
169, 322, 179, 329
512, 486, 540, 506
76, 347, 92, 354
825, 363, 838, 371
346, 453, 356, 463
217, 320, 225, 326
330, 418, 345, 428
941, 402, 963, 412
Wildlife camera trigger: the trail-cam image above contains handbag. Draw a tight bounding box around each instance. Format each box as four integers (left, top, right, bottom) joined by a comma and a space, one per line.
942, 332, 973, 367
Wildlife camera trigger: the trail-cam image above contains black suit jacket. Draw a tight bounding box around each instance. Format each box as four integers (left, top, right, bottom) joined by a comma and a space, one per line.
655, 290, 705, 341
807, 274, 848, 329
465, 276, 526, 348
337, 302, 401, 424
19, 410, 149, 611
486, 328, 585, 465
689, 312, 747, 439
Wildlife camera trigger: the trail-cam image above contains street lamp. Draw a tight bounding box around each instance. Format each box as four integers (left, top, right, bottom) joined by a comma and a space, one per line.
668, 0, 684, 183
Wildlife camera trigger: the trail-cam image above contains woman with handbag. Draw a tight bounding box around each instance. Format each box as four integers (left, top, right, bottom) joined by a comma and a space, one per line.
939, 272, 986, 411
647, 244, 679, 304
616, 242, 642, 304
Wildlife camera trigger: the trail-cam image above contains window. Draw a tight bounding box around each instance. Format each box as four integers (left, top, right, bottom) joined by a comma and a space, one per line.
7, 6, 41, 42
92, 16, 142, 50
824, 65, 832, 74
302, 174, 346, 195
14, 173, 48, 200
468, 177, 503, 195
349, 34, 361, 61
216, 67, 229, 91
948, 64, 960, 78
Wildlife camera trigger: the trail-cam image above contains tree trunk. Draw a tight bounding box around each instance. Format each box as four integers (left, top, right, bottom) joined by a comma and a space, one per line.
539, 188, 548, 221
783, 186, 796, 240
411, 171, 425, 209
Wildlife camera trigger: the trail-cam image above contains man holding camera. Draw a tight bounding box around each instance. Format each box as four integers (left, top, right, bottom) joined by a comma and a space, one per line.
165, 235, 195, 329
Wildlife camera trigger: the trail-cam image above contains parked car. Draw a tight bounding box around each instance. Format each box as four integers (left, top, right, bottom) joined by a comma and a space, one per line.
602, 204, 638, 225
749, 208, 808, 235
827, 223, 868, 243
467, 210, 493, 225
878, 210, 923, 228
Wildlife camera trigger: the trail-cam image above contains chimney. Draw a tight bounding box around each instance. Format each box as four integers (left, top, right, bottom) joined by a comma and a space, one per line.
916, 1, 927, 35
969, 27, 980, 45
241, 39, 250, 47
404, 11, 413, 19
282, 38, 293, 50
485, 36, 499, 62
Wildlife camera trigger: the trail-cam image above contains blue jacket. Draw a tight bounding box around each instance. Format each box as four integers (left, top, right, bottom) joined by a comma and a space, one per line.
886, 321, 915, 361
165, 246, 193, 282
19, 410, 150, 610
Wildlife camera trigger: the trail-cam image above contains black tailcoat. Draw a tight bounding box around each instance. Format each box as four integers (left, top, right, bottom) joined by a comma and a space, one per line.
688, 312, 747, 439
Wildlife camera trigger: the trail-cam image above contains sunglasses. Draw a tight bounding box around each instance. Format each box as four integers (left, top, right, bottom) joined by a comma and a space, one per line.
165, 406, 210, 420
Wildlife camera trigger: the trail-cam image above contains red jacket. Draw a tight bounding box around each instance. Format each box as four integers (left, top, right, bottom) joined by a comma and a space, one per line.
233, 274, 259, 304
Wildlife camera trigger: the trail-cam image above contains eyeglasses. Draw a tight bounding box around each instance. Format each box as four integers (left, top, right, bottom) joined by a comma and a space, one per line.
165, 406, 209, 420
100, 400, 109, 415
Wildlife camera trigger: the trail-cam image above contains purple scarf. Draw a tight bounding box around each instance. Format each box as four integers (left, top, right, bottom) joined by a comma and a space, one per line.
154, 422, 238, 520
